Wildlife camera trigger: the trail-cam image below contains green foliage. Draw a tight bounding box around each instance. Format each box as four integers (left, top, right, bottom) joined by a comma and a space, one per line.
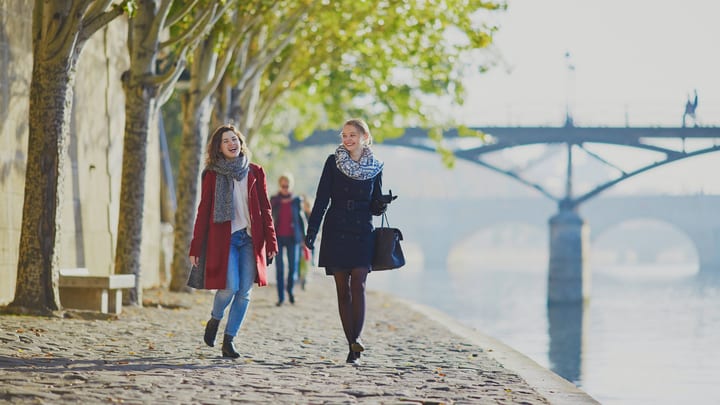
118, 0, 138, 18
250, 0, 505, 158
458, 124, 489, 142
165, 0, 505, 166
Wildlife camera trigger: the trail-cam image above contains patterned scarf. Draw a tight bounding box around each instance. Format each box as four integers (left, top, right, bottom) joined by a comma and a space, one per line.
208, 155, 249, 223
335, 144, 384, 180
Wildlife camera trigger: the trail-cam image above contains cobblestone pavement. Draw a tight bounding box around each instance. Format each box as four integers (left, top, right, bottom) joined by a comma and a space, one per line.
1, 275, 595, 404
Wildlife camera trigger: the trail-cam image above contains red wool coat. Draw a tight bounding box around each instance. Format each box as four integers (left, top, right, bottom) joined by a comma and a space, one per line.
189, 163, 278, 289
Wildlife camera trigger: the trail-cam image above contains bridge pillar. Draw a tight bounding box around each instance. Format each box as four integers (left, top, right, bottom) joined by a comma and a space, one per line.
695, 230, 720, 279
548, 209, 590, 304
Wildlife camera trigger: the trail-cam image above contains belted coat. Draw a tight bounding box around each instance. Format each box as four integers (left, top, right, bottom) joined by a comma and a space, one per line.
189, 163, 278, 289
307, 155, 384, 269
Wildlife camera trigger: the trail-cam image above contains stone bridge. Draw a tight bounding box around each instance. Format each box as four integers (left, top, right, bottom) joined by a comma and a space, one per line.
385, 194, 720, 276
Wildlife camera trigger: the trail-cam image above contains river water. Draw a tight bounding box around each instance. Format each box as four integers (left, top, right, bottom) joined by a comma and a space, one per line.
368, 262, 720, 405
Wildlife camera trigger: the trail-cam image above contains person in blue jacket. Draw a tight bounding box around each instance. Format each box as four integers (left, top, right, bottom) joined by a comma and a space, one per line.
305, 118, 393, 364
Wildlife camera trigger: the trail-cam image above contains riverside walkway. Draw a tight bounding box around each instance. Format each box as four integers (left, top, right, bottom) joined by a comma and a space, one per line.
0, 274, 597, 404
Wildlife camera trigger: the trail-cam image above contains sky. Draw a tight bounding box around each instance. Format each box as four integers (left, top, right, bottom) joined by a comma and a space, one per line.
446, 0, 720, 195
455, 0, 720, 127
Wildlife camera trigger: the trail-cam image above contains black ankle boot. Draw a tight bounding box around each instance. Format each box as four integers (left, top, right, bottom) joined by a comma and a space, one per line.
222, 334, 240, 358
204, 318, 220, 347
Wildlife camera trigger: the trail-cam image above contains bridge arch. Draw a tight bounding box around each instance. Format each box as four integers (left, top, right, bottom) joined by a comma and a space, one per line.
584, 195, 720, 276
590, 218, 699, 277
448, 221, 548, 274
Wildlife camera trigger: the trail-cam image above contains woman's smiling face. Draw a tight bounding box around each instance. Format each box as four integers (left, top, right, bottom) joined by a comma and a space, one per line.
341, 123, 367, 155
220, 130, 241, 159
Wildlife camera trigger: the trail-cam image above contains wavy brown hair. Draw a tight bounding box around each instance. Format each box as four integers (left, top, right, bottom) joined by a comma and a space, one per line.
205, 124, 249, 167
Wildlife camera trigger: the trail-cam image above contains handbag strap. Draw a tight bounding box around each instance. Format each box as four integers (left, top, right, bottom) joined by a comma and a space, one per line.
381, 212, 390, 228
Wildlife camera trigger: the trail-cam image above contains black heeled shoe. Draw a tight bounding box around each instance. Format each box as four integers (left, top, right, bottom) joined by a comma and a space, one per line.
204, 318, 220, 347
222, 334, 240, 359
346, 349, 359, 364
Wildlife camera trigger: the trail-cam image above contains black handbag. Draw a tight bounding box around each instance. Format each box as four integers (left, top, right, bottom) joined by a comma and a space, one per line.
187, 246, 207, 289
372, 213, 405, 271
186, 265, 204, 289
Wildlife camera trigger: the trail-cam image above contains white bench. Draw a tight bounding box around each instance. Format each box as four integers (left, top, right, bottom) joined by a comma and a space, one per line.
59, 268, 136, 314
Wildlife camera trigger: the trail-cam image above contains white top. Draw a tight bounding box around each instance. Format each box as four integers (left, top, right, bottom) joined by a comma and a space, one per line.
231, 177, 251, 235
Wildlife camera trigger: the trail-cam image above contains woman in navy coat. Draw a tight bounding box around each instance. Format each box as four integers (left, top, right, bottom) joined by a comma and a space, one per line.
305, 118, 390, 364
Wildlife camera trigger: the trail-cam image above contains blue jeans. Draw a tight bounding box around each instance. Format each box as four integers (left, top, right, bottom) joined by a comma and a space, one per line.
275, 236, 300, 303
211, 229, 256, 337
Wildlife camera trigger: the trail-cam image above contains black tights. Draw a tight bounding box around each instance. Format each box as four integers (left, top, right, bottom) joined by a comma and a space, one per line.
332, 267, 369, 345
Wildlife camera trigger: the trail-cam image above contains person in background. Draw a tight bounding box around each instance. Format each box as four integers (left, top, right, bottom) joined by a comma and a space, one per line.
189, 124, 278, 358
305, 118, 393, 364
270, 173, 306, 306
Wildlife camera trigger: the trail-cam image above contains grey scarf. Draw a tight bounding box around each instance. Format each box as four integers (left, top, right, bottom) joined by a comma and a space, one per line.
335, 145, 383, 180
208, 155, 249, 223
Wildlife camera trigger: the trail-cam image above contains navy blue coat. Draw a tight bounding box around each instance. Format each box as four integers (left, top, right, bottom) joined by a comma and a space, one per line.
307, 155, 384, 270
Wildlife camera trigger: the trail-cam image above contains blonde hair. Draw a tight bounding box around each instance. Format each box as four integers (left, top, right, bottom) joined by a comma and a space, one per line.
206, 124, 249, 166
278, 172, 294, 188
343, 118, 373, 146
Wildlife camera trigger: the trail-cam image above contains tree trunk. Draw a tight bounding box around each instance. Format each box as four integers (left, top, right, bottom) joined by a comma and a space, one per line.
115, 78, 156, 305
169, 89, 213, 292
114, 0, 162, 305
10, 63, 76, 314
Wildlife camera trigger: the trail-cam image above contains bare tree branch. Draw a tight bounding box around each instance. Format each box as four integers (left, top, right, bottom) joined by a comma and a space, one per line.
83, 0, 113, 24
159, 3, 216, 49
198, 34, 244, 101
237, 24, 297, 91
156, 58, 188, 106
253, 55, 297, 129
165, 0, 200, 28
147, 0, 175, 51
45, 2, 83, 64
81, 1, 127, 41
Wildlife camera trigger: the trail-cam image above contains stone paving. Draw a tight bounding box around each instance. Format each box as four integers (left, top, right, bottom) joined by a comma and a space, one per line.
0, 275, 595, 404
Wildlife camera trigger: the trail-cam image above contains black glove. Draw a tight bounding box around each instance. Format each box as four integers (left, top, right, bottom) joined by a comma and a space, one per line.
372, 190, 397, 215
305, 229, 317, 250
378, 189, 398, 204
370, 199, 388, 215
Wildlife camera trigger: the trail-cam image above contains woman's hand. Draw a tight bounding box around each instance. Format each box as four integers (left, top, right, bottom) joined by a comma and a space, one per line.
189, 256, 199, 266
305, 229, 317, 250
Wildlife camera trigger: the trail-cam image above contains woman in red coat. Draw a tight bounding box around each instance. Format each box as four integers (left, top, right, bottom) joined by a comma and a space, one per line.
189, 124, 278, 358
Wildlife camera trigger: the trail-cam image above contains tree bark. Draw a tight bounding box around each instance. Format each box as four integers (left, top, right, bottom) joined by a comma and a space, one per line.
169, 91, 212, 291
10, 63, 76, 315
169, 42, 216, 292
114, 0, 161, 305
7, 0, 106, 315
114, 79, 156, 305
